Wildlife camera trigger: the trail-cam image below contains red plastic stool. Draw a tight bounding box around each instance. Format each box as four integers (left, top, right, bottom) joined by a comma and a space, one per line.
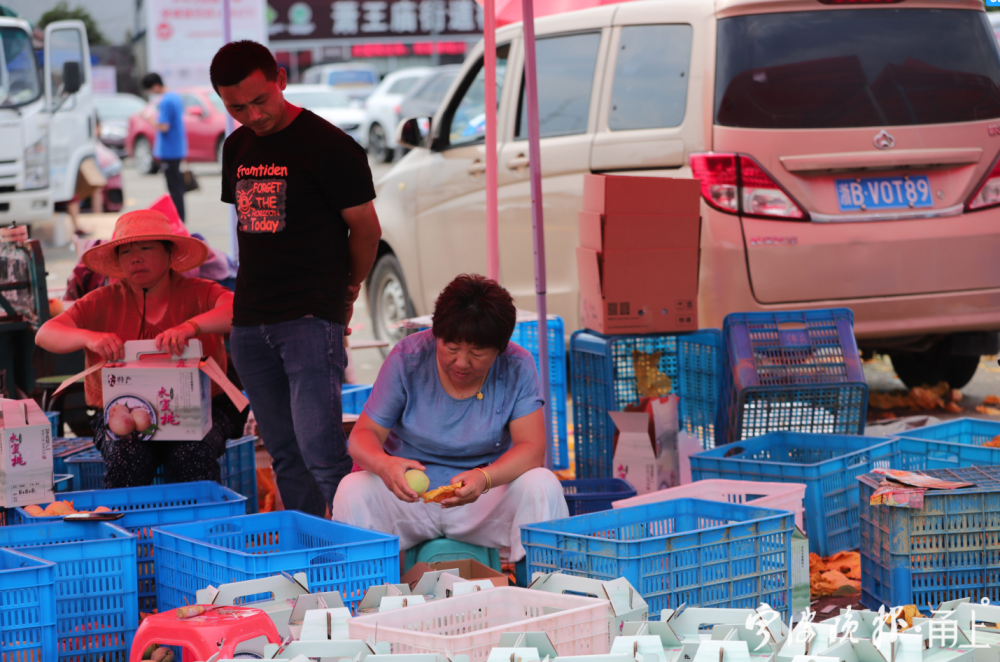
129, 605, 281, 661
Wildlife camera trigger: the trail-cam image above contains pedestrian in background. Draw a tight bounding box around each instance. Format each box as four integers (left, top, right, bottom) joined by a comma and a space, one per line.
211, 40, 382, 517
141, 73, 188, 221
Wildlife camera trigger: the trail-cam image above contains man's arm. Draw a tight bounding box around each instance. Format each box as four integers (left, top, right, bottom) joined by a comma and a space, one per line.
342, 200, 382, 302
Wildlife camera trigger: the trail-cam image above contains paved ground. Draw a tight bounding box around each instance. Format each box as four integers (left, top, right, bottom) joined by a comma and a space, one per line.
35, 159, 1000, 428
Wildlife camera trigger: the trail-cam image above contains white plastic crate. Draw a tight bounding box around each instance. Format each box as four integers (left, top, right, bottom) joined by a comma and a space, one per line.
611, 478, 806, 531
347, 586, 610, 662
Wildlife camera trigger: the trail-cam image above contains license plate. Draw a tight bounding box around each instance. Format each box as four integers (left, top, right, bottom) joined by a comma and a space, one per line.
835, 175, 934, 212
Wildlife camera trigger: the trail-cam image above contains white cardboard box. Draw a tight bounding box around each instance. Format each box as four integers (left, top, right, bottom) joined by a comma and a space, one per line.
0, 398, 54, 507
610, 398, 680, 496
102, 339, 212, 441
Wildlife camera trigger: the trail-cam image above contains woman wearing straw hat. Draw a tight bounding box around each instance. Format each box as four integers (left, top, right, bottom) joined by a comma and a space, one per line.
36, 210, 247, 487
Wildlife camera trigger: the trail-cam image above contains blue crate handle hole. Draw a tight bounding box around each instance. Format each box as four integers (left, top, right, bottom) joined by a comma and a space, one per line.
310, 551, 347, 565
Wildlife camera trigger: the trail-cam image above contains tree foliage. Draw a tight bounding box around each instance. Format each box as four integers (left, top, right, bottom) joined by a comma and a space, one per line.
37, 2, 107, 45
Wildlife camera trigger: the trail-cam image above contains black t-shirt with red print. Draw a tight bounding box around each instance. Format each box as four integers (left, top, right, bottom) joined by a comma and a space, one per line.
221, 109, 375, 326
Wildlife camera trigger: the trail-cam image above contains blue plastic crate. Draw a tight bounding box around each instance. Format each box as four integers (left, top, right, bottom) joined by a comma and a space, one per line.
52, 437, 95, 475
64, 437, 259, 510
570, 329, 723, 478
690, 433, 1000, 556
0, 520, 138, 661
152, 511, 400, 613
53, 474, 72, 493
343, 384, 374, 415
721, 309, 868, 444
0, 547, 57, 661
522, 498, 794, 620
220, 435, 258, 514
561, 479, 637, 516
895, 417, 1000, 447
510, 317, 569, 470
858, 466, 1000, 612
44, 411, 59, 438
11, 481, 246, 614
678, 330, 724, 449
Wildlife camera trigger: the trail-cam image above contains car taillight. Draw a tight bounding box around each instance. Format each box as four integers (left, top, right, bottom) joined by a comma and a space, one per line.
967, 156, 1000, 211
690, 152, 806, 220
690, 153, 738, 213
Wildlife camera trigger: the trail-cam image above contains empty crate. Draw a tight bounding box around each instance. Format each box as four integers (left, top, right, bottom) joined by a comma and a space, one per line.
562, 479, 637, 516
152, 511, 399, 613
721, 309, 868, 444
522, 498, 794, 621
0, 547, 56, 661
348, 586, 610, 662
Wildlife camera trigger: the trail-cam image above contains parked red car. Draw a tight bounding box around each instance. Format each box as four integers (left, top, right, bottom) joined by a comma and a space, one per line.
126, 87, 232, 174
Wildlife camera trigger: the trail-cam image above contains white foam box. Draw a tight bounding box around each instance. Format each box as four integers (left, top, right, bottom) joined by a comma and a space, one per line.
197, 572, 312, 639
529, 573, 648, 647
102, 339, 212, 441
0, 398, 54, 507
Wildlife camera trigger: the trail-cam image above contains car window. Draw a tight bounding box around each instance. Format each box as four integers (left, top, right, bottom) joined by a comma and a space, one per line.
181, 94, 206, 113
94, 95, 147, 120
715, 9, 1000, 129
609, 25, 692, 131
328, 70, 378, 86
516, 32, 601, 140
285, 90, 351, 108
209, 92, 225, 113
447, 46, 510, 148
421, 74, 457, 102
388, 77, 420, 94
0, 26, 42, 107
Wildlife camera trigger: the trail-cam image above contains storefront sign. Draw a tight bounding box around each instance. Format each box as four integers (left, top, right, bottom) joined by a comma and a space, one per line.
268, 0, 484, 40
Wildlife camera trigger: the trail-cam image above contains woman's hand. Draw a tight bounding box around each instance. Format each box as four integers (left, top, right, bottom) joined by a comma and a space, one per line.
375, 455, 427, 503
85, 331, 125, 362
155, 322, 197, 356
441, 469, 489, 508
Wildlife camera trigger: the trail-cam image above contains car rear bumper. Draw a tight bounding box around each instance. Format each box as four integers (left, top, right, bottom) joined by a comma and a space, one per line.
699, 204, 1000, 339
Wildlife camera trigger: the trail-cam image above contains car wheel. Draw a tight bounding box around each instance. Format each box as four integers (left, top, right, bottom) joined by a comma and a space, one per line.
369, 253, 415, 357
133, 136, 157, 175
888, 340, 980, 390
368, 124, 393, 164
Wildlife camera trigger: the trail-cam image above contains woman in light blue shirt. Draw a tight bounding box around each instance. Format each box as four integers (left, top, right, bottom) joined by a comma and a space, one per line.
332, 274, 568, 562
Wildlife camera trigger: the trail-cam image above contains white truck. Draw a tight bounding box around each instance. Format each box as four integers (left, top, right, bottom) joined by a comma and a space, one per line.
0, 17, 95, 225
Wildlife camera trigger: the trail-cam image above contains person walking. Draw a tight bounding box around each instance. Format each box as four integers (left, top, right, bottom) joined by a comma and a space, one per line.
211, 40, 382, 517
141, 73, 187, 221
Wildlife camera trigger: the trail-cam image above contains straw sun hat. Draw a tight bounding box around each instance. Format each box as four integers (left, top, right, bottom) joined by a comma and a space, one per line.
82, 210, 210, 280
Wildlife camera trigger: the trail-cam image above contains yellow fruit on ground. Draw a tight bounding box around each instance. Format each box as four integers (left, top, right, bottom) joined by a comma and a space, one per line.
404, 469, 430, 496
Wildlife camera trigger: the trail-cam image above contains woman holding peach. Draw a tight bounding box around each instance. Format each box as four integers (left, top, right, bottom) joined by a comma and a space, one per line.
35, 210, 245, 488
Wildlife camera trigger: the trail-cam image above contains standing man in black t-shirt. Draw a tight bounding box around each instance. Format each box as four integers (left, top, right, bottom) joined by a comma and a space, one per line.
211, 41, 382, 516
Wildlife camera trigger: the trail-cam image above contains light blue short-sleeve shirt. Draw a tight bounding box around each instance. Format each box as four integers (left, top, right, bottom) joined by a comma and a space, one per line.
363, 330, 545, 489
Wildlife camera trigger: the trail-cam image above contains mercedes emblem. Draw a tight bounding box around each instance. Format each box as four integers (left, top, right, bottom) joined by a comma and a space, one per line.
873, 130, 896, 150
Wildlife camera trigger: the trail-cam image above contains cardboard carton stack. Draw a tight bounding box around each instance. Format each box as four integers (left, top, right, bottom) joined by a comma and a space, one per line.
576, 174, 701, 335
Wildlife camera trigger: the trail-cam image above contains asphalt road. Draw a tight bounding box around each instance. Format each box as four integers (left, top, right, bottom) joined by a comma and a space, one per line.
38, 158, 1000, 430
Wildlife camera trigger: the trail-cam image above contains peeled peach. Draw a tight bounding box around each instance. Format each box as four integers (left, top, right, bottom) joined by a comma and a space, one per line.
42, 501, 75, 516
94, 506, 112, 513
131, 408, 152, 432
23, 505, 45, 517
404, 469, 430, 496
108, 412, 135, 437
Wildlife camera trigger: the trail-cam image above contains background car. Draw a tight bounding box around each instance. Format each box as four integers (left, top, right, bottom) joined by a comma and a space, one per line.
93, 93, 146, 157
361, 67, 434, 163
126, 87, 229, 174
398, 66, 461, 124
284, 85, 367, 142
301, 63, 381, 104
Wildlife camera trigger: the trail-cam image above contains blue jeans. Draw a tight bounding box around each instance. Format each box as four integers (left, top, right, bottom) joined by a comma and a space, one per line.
230, 317, 351, 516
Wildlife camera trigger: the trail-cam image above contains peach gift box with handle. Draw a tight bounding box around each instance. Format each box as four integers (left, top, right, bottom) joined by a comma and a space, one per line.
0, 398, 54, 507
54, 339, 248, 442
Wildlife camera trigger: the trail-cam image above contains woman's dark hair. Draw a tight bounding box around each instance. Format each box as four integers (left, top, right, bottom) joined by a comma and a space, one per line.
210, 40, 278, 92
116, 241, 173, 257
432, 274, 516, 354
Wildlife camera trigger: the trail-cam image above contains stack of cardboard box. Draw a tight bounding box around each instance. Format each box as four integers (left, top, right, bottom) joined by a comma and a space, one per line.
576, 174, 702, 335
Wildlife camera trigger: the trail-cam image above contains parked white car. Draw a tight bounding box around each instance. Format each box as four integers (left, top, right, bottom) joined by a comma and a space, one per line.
283, 85, 367, 142
300, 63, 380, 103
361, 67, 434, 163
